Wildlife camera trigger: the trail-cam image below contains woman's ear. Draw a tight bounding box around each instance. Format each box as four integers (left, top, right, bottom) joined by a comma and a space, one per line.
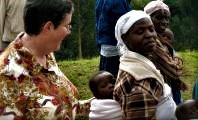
121, 34, 128, 45
43, 21, 54, 33
121, 34, 125, 40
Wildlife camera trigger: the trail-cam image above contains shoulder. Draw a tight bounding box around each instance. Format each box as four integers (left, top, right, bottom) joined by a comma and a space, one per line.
117, 70, 134, 79
116, 70, 163, 97
0, 41, 16, 69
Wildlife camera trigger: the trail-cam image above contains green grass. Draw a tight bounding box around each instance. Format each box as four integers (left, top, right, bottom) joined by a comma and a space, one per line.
179, 50, 198, 100
58, 51, 198, 101
58, 57, 99, 99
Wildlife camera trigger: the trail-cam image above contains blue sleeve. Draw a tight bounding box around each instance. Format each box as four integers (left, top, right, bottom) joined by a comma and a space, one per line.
193, 77, 198, 99
108, 0, 132, 20
106, 0, 132, 29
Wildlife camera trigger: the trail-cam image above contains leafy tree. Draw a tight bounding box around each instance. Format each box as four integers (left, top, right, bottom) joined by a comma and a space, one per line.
131, 0, 150, 9
55, 0, 96, 60
166, 0, 197, 50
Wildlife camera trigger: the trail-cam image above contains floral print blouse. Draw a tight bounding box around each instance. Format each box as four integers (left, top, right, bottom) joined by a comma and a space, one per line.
0, 34, 90, 120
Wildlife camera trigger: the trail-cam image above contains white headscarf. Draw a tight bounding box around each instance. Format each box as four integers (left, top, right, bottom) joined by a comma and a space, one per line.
115, 10, 151, 54
144, 0, 170, 15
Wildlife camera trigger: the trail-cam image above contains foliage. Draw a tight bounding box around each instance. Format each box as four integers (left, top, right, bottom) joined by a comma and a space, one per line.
166, 0, 198, 50
131, 0, 150, 9
58, 51, 198, 101
179, 50, 198, 100
55, 0, 97, 60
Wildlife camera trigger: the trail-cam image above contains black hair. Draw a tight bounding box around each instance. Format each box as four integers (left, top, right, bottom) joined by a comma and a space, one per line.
23, 0, 73, 35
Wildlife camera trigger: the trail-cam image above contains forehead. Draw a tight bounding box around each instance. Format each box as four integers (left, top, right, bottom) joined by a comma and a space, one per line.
131, 18, 153, 30
96, 72, 112, 81
152, 9, 170, 17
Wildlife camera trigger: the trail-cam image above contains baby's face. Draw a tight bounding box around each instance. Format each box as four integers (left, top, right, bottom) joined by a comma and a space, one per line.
160, 29, 174, 44
97, 72, 115, 99
161, 33, 172, 43
176, 100, 198, 119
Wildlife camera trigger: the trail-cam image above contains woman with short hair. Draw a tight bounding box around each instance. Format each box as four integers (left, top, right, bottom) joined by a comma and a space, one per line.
0, 0, 90, 119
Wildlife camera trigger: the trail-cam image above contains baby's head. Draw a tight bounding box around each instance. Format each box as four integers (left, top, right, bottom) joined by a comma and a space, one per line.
175, 100, 198, 120
89, 71, 115, 99
160, 28, 174, 44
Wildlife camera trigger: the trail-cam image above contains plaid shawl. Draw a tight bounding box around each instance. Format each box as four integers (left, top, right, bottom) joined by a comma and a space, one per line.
148, 38, 183, 89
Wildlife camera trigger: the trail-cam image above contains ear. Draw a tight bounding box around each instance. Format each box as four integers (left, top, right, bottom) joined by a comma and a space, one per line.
121, 34, 125, 40
121, 34, 128, 45
42, 21, 54, 33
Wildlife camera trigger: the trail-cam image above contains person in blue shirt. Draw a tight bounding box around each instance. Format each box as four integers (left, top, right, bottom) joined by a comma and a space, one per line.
193, 76, 198, 99
95, 0, 132, 77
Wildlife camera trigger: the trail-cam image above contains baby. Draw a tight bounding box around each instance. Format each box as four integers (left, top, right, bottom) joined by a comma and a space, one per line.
89, 71, 122, 120
175, 99, 198, 120
161, 28, 174, 45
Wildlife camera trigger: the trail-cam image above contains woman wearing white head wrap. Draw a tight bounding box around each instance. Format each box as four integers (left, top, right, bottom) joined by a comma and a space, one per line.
144, 0, 170, 34
115, 10, 151, 55
144, 0, 187, 105
144, 0, 170, 16
113, 10, 176, 120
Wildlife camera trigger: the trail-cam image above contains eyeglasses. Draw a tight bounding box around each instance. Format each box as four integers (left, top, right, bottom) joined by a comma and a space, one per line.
66, 24, 72, 31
